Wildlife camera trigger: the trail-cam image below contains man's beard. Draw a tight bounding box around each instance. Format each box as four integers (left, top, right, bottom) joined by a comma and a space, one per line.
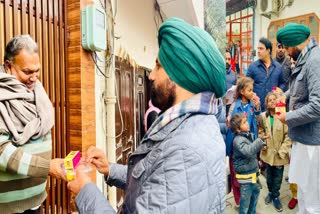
277, 51, 284, 59
150, 79, 176, 112
290, 47, 301, 61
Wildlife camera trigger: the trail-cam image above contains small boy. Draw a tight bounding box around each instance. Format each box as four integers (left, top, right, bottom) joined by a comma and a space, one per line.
230, 113, 267, 214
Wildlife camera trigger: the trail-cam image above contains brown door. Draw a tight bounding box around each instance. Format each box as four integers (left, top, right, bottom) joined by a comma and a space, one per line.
135, 67, 147, 143
115, 57, 135, 207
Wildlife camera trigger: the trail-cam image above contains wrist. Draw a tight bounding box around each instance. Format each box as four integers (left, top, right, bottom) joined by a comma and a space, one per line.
104, 168, 110, 182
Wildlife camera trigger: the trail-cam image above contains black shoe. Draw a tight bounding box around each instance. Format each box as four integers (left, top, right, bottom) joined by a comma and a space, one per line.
285, 176, 289, 182
265, 193, 273, 205
273, 197, 283, 212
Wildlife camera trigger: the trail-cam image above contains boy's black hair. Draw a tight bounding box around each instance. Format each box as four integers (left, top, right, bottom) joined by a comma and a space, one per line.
230, 113, 246, 133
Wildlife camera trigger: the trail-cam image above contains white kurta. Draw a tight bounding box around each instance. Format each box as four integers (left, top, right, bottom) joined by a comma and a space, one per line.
289, 141, 320, 213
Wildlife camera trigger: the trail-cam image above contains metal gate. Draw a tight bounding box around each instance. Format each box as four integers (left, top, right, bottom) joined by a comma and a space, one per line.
0, 0, 68, 213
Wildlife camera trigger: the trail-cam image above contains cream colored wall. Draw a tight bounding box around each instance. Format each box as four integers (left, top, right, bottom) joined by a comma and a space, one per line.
253, 0, 320, 59
93, 0, 108, 194
275, 0, 320, 19
191, 0, 204, 28
114, 0, 159, 69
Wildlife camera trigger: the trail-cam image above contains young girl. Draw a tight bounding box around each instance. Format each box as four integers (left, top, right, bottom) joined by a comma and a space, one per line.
259, 92, 292, 212
226, 77, 261, 207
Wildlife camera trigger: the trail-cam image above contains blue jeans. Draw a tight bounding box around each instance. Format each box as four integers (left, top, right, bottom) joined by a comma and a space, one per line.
239, 182, 260, 214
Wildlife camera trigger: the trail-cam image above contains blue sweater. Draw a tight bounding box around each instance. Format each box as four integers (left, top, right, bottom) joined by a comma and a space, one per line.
226, 99, 260, 157
247, 59, 285, 111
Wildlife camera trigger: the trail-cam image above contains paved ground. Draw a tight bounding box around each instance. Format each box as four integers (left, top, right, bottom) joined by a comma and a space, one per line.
226, 165, 298, 214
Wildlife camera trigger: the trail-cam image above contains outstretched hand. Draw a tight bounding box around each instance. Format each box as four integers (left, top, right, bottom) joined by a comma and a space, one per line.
85, 146, 110, 176
49, 158, 67, 181
67, 165, 91, 195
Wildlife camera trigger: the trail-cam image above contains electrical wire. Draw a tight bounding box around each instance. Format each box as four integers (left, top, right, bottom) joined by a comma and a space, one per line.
94, 51, 113, 65
90, 52, 111, 78
94, 0, 124, 139
91, 51, 124, 138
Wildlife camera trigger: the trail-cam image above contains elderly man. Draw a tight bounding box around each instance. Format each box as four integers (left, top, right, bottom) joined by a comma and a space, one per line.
68, 17, 226, 213
247, 37, 285, 111
0, 35, 64, 213
276, 23, 320, 213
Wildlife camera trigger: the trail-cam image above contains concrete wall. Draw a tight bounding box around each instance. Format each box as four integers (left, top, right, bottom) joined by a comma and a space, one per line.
93, 0, 159, 196
191, 0, 204, 28
114, 0, 159, 69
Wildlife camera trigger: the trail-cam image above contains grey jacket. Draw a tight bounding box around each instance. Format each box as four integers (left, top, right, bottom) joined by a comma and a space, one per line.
286, 38, 320, 145
232, 132, 264, 174
75, 93, 226, 214
274, 56, 291, 91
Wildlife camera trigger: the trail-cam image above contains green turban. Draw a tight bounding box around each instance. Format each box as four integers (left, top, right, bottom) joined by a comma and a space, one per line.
276, 23, 310, 47
158, 17, 226, 98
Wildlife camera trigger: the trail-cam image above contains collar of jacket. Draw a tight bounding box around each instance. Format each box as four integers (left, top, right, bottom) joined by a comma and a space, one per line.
234, 98, 255, 110
237, 131, 254, 141
293, 38, 318, 75
141, 92, 221, 143
226, 67, 233, 74
257, 58, 276, 69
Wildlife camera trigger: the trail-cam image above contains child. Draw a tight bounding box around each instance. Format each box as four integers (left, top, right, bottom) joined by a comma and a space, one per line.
230, 113, 266, 214
226, 77, 261, 207
259, 92, 292, 212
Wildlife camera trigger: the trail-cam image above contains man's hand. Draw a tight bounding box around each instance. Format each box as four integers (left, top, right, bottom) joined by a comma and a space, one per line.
277, 94, 286, 103
67, 165, 91, 195
276, 111, 287, 124
49, 158, 67, 181
85, 146, 110, 176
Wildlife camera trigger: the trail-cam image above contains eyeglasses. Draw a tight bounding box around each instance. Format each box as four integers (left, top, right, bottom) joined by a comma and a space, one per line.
225, 57, 231, 60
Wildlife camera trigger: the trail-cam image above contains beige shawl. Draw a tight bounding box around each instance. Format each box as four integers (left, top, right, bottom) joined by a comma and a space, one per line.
0, 66, 54, 145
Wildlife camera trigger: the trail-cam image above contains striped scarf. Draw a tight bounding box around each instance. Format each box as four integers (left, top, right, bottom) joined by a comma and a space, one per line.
144, 92, 221, 139
0, 66, 54, 145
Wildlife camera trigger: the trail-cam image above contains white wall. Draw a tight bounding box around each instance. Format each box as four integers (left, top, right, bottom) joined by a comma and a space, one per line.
93, 0, 108, 193
114, 0, 159, 69
253, 0, 320, 59
92, 0, 159, 198
191, 0, 204, 28
95, 51, 107, 193
275, 0, 320, 19
157, 0, 204, 28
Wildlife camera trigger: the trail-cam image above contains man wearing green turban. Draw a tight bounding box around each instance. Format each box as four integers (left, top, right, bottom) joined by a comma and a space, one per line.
276, 23, 320, 213
68, 17, 227, 214
157, 17, 226, 99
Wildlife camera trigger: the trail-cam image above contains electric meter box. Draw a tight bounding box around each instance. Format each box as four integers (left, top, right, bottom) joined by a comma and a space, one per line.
81, 5, 107, 51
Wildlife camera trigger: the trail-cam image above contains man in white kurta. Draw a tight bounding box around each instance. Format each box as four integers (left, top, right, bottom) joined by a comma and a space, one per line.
276, 23, 320, 213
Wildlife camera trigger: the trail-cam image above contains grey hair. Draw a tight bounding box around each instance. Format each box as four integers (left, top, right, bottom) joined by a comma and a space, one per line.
4, 35, 39, 62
